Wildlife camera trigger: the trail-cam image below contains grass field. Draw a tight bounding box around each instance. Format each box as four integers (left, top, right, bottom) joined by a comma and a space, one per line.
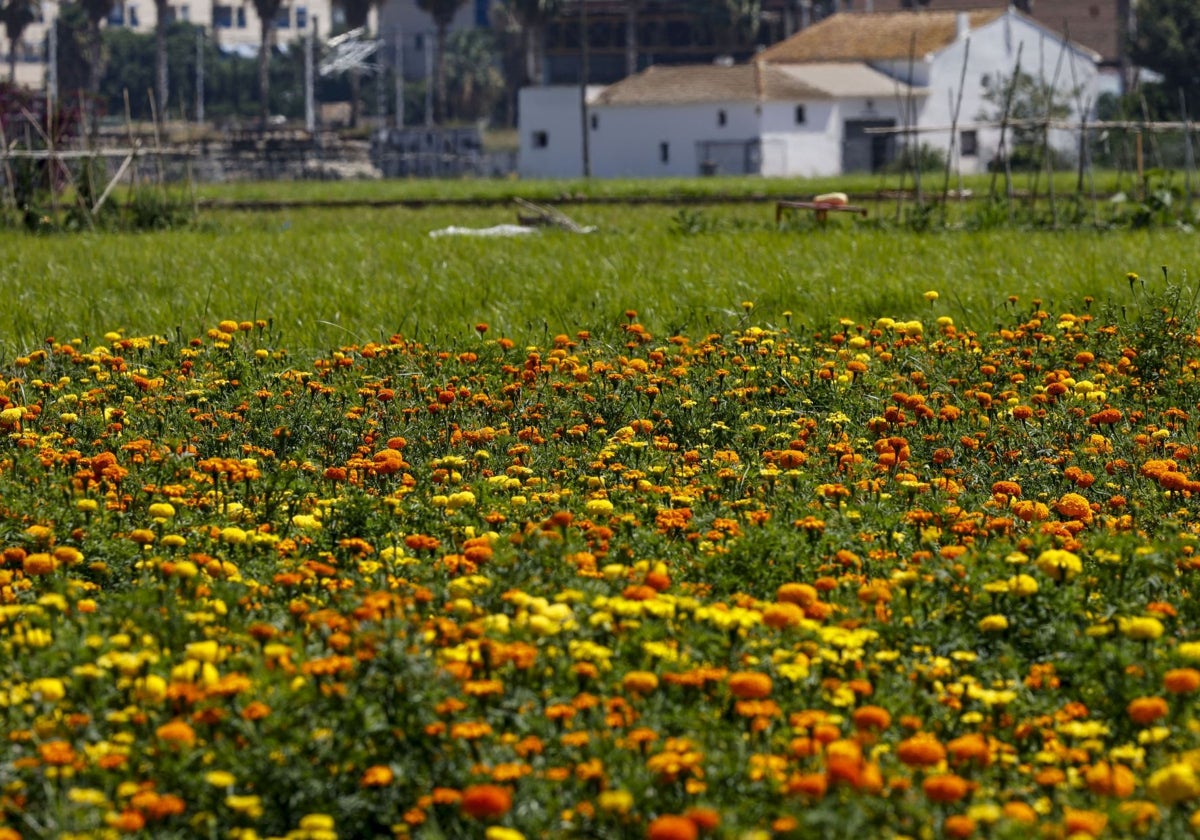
3, 186, 1200, 838
3, 199, 1197, 360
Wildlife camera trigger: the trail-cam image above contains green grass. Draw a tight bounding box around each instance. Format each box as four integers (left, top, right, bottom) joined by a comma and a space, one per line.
3, 201, 1193, 361
191, 169, 1145, 205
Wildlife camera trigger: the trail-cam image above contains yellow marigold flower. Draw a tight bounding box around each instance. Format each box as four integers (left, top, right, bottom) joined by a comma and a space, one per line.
185, 640, 221, 663
225, 795, 263, 818
1148, 762, 1200, 805
1036, 549, 1082, 582
1120, 616, 1165, 641
1007, 574, 1039, 596
148, 502, 176, 519
30, 677, 66, 702
622, 671, 659, 695
596, 789, 634, 814
220, 526, 248, 545
205, 770, 237, 787
299, 814, 335, 831
978, 615, 1009, 633
485, 828, 525, 840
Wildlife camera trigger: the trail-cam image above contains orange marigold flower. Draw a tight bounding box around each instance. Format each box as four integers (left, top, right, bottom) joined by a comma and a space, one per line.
943, 814, 976, 839
727, 672, 772, 700
38, 740, 77, 766
946, 733, 991, 768
922, 773, 971, 804
155, 720, 196, 748
776, 582, 818, 606
761, 602, 806, 629
623, 671, 660, 695
1127, 696, 1169, 725
1085, 761, 1135, 798
1053, 492, 1093, 522
1164, 668, 1200, 694
1063, 808, 1107, 837
784, 771, 828, 799
682, 807, 720, 831
852, 705, 892, 733
22, 552, 57, 575
361, 765, 394, 787
897, 734, 946, 767
646, 814, 698, 840
460, 784, 511, 820
1001, 801, 1038, 824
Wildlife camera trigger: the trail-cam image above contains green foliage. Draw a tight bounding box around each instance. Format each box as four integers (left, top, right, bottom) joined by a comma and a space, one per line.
979, 70, 1077, 171
1129, 0, 1200, 119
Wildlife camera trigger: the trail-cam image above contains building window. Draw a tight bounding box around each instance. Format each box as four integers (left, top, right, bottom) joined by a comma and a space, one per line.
108, 4, 125, 24
532, 131, 549, 148
660, 142, 669, 163
295, 5, 306, 27
236, 6, 246, 27
795, 104, 806, 125
414, 33, 424, 50
178, 3, 189, 20
213, 4, 231, 26
960, 129, 978, 156
275, 6, 289, 26
717, 109, 727, 127
127, 4, 139, 25
590, 113, 598, 130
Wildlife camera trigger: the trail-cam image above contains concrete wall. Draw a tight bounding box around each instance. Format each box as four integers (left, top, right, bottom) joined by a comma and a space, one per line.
911, 11, 1100, 173
588, 100, 761, 178
518, 86, 590, 179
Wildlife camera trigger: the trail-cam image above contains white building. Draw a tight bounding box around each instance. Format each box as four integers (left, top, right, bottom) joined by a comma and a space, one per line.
519, 6, 1101, 179
3, 0, 355, 91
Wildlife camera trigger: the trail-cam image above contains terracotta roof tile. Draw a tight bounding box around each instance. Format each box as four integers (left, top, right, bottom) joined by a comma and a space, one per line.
592, 64, 829, 106
758, 8, 1006, 63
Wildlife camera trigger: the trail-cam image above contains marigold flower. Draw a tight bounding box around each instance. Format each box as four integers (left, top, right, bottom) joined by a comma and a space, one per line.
727, 672, 772, 700
22, 552, 57, 575
776, 582, 818, 606
1127, 696, 1169, 726
922, 773, 971, 803
851, 705, 892, 733
1120, 616, 1164, 641
1063, 808, 1107, 837
645, 814, 698, 840
1148, 761, 1200, 805
978, 614, 1008, 632
1035, 548, 1082, 582
361, 765, 394, 787
1165, 668, 1200, 694
1085, 761, 1135, 798
460, 784, 512, 820
897, 733, 946, 767
762, 602, 805, 629
942, 814, 976, 838
155, 719, 197, 748
623, 671, 660, 695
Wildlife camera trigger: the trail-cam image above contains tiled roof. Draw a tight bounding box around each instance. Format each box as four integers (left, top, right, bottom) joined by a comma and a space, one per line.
757, 9, 1006, 63
867, 0, 1120, 63
592, 62, 919, 106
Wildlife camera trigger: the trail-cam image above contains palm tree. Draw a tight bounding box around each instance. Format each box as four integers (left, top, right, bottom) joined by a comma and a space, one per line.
414, 0, 464, 123
508, 0, 562, 86
251, 0, 286, 124
444, 27, 503, 122
79, 0, 116, 132
3, 0, 38, 83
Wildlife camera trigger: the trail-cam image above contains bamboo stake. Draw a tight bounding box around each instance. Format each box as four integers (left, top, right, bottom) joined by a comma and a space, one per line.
940, 38, 970, 227
1180, 89, 1194, 215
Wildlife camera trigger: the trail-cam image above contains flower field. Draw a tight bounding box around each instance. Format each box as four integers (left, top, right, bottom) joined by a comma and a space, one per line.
4, 276, 1200, 839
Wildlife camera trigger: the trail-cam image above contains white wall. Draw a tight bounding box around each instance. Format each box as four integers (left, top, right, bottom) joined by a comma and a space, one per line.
761, 97, 911, 177
587, 100, 760, 178
911, 11, 1099, 173
518, 86, 590, 178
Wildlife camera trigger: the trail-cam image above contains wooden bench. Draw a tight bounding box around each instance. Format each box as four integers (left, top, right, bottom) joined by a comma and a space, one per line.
776, 200, 869, 225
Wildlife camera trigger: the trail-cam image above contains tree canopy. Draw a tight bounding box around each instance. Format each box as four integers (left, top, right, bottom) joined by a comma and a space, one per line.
1129, 0, 1200, 116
